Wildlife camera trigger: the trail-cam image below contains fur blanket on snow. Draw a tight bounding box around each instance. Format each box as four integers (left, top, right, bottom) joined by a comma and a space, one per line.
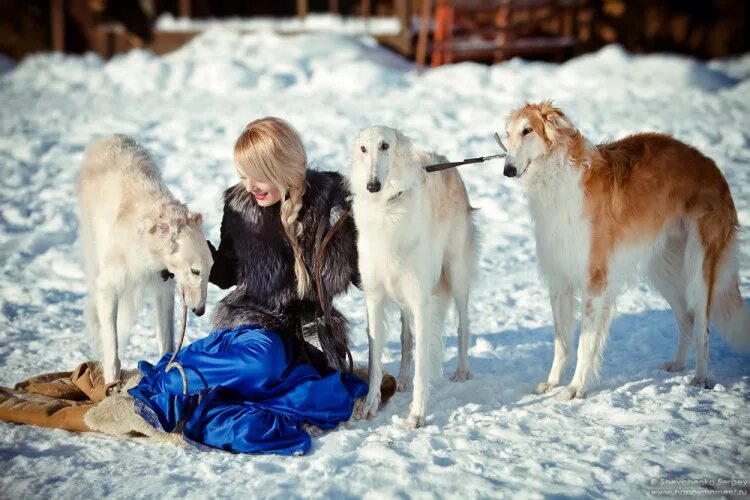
0, 361, 395, 445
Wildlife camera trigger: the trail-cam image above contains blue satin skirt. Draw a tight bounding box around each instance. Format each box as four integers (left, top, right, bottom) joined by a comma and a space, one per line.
128, 325, 367, 455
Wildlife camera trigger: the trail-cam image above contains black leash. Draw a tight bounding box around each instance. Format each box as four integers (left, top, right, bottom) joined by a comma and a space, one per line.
423, 132, 508, 173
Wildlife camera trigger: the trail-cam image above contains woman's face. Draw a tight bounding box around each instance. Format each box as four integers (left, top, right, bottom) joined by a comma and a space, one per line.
238, 171, 282, 207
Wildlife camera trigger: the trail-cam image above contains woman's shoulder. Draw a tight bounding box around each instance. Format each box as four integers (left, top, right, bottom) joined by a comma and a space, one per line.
305, 169, 349, 195
303, 169, 352, 214
223, 183, 253, 212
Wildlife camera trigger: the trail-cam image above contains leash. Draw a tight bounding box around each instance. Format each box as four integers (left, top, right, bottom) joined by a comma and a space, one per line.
424, 132, 508, 173
165, 296, 189, 394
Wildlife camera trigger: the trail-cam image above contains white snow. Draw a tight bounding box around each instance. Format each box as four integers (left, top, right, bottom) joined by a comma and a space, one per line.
1, 31, 749, 499
155, 13, 402, 36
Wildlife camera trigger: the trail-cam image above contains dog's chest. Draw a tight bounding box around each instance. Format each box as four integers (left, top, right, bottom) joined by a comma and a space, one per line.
527, 173, 591, 286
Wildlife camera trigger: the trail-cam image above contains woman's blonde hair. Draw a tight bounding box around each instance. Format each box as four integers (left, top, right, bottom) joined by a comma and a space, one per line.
234, 117, 310, 298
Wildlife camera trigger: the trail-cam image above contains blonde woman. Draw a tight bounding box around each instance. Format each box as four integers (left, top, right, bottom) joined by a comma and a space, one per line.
129, 117, 394, 455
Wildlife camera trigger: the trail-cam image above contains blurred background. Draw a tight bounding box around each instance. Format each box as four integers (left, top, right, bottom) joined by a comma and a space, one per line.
2, 0, 747, 69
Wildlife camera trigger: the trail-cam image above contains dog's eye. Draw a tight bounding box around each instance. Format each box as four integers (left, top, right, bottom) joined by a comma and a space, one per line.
522, 127, 533, 136
191, 269, 200, 276
381, 142, 389, 151
360, 146, 367, 153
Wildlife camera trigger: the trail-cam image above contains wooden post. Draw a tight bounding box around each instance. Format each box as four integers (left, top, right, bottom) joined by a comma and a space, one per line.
416, 0, 431, 73
362, 0, 371, 19
329, 0, 339, 13
297, 0, 308, 20
51, 0, 65, 52
178, 0, 191, 18
432, 1, 453, 67
394, 0, 408, 35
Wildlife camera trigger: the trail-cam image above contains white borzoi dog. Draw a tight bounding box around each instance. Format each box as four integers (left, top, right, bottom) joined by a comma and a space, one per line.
503, 101, 750, 399
350, 126, 478, 427
77, 135, 213, 384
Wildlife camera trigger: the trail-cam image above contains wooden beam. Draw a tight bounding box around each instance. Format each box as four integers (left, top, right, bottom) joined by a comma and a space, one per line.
51, 0, 65, 52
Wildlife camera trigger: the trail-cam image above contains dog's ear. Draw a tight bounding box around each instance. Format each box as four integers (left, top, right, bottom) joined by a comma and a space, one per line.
394, 130, 413, 159
540, 101, 573, 144
148, 219, 172, 237
187, 212, 203, 227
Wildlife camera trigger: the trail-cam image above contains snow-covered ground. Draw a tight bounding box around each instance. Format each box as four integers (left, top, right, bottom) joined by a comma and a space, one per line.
155, 13, 401, 35
1, 31, 749, 498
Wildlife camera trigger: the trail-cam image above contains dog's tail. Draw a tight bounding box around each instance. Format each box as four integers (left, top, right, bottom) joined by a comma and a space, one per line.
710, 241, 750, 352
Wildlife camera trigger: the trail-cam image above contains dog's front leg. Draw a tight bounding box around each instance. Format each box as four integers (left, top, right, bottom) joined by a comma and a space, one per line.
536, 285, 576, 394
153, 278, 175, 355
407, 293, 432, 428
96, 277, 121, 384
558, 293, 614, 400
359, 289, 387, 419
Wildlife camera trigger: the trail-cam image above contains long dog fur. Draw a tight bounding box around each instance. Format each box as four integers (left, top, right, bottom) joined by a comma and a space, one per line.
503, 101, 749, 399
77, 135, 213, 383
349, 126, 478, 427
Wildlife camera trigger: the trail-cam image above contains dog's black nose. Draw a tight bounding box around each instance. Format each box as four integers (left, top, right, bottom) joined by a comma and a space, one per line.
367, 180, 382, 193
192, 306, 205, 317
503, 165, 517, 178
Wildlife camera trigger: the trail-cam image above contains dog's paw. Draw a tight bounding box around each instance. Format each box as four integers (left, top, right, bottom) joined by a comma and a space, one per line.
405, 412, 426, 429
661, 361, 686, 373
689, 376, 710, 389
534, 382, 558, 395
556, 385, 582, 401
356, 391, 381, 420
396, 375, 412, 392
450, 368, 471, 382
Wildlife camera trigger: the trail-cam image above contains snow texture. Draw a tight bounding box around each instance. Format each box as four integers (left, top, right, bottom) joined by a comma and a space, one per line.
1, 32, 749, 499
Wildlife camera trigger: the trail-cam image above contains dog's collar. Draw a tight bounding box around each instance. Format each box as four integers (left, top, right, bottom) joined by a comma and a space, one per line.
160, 269, 174, 281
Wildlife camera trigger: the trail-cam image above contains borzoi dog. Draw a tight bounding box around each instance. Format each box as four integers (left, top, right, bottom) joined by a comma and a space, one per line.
350, 126, 478, 427
77, 135, 213, 384
503, 101, 749, 399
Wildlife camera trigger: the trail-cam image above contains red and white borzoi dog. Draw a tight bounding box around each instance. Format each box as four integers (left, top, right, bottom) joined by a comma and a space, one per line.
503, 101, 749, 399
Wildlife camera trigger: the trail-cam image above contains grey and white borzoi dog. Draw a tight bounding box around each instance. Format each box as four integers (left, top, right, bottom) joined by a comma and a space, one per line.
77, 135, 213, 384
350, 126, 478, 427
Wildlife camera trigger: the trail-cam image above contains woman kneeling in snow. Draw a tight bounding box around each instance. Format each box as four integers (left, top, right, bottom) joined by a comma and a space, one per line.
0, 117, 395, 455
130, 116, 396, 455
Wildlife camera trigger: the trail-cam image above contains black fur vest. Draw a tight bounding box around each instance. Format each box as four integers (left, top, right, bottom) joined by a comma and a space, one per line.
209, 170, 359, 372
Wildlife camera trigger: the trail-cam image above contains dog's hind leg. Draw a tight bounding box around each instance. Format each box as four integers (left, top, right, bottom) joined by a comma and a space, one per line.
448, 269, 472, 383
358, 289, 387, 420
96, 274, 121, 384
685, 220, 716, 389
535, 284, 576, 394
152, 278, 175, 355
446, 218, 475, 383
398, 310, 413, 392
647, 231, 693, 373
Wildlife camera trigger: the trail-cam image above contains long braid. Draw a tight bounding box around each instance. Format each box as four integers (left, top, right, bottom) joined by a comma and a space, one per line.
233, 116, 310, 298
280, 188, 310, 298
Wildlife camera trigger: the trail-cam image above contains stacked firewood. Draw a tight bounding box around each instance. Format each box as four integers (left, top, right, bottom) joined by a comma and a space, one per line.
580, 0, 747, 59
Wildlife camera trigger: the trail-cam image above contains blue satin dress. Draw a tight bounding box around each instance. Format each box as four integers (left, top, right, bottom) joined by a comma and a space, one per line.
128, 325, 368, 455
